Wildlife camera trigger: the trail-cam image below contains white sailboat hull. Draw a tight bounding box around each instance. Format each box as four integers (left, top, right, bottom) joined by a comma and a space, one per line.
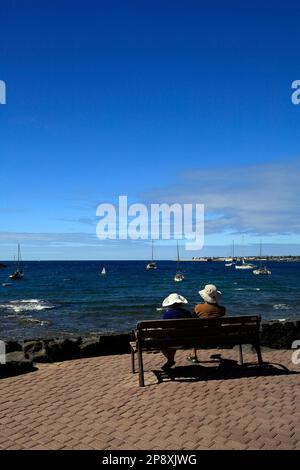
235, 264, 256, 270
253, 268, 271, 275
146, 263, 157, 270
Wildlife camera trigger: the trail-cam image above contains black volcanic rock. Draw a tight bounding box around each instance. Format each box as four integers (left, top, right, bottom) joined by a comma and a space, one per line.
23, 340, 44, 355
78, 336, 102, 357
260, 321, 298, 349
5, 341, 23, 353
0, 351, 35, 378
44, 338, 81, 361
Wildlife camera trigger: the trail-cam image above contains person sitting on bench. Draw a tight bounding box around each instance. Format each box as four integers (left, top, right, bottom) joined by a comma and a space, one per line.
161, 293, 191, 370
187, 284, 226, 363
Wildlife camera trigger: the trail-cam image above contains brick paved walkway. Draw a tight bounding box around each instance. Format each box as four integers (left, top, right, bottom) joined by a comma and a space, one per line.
0, 349, 299, 450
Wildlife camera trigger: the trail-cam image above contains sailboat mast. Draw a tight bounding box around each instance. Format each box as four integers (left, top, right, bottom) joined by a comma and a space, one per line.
259, 240, 262, 267
17, 244, 20, 270
176, 240, 179, 270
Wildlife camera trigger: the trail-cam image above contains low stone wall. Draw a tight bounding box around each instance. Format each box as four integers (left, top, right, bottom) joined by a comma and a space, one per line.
1, 320, 300, 378
22, 332, 132, 363
260, 320, 300, 349
0, 333, 132, 378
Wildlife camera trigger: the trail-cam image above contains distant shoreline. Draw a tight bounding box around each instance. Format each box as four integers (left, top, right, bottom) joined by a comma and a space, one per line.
1, 257, 300, 263
187, 256, 300, 262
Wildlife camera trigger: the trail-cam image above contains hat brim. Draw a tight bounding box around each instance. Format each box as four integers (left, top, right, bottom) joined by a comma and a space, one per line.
199, 289, 222, 304
162, 296, 188, 308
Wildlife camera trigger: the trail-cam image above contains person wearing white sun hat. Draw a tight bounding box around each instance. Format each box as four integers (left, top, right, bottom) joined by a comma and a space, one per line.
187, 284, 226, 363
161, 293, 191, 370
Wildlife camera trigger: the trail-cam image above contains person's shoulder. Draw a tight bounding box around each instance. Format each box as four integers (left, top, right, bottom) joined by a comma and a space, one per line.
194, 303, 203, 312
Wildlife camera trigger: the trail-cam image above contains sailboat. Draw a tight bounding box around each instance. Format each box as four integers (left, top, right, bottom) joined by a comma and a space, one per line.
253, 241, 271, 275
9, 244, 24, 280
235, 236, 256, 270
235, 258, 256, 270
146, 240, 157, 270
100, 267, 106, 275
174, 241, 184, 282
225, 241, 236, 266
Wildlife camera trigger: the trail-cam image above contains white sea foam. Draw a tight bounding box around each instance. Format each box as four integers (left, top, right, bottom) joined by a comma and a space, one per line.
0, 299, 57, 313
156, 307, 164, 311
273, 304, 291, 310
235, 288, 261, 291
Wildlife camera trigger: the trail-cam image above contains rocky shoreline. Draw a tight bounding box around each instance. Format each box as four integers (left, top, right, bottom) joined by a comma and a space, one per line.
1, 320, 300, 378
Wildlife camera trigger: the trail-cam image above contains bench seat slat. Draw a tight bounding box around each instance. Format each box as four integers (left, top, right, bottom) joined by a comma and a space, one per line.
140, 335, 258, 350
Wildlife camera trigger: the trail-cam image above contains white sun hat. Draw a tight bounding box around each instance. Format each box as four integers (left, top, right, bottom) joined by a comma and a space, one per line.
199, 284, 222, 304
162, 293, 188, 308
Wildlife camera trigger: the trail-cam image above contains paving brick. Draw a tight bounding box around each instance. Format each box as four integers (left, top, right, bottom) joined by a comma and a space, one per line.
0, 349, 299, 450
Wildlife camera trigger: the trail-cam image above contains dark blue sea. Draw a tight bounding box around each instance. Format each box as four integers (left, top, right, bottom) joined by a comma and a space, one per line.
0, 260, 299, 340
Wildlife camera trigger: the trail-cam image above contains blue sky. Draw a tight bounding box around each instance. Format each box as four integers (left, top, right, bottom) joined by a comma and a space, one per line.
0, 0, 300, 259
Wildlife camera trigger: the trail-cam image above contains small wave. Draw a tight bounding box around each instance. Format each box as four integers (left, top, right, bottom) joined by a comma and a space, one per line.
235, 288, 261, 291
0, 299, 57, 313
273, 304, 291, 310
156, 307, 164, 311
4, 314, 51, 326
19, 317, 51, 326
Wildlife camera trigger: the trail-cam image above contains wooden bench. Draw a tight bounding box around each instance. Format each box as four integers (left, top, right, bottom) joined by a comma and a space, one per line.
130, 315, 263, 386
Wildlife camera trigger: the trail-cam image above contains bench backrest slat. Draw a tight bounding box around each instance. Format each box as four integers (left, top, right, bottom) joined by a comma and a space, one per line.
137, 315, 260, 330
135, 315, 261, 350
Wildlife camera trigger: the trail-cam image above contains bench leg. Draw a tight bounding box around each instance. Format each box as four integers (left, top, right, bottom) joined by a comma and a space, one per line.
238, 344, 244, 365
254, 343, 263, 366
131, 346, 135, 373
138, 349, 145, 387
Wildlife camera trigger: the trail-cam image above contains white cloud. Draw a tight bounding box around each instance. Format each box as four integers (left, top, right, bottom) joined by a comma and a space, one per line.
143, 160, 300, 236
0, 232, 101, 246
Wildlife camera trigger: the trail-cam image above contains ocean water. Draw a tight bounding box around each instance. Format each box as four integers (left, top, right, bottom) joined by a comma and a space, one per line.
0, 260, 299, 340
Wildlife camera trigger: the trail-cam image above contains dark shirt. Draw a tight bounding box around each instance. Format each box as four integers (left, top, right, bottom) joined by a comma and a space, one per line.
163, 307, 192, 320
